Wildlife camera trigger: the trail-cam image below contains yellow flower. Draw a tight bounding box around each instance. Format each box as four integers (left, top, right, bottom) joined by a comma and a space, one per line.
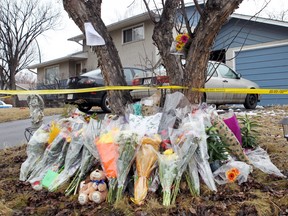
176, 42, 184, 51
163, 148, 174, 155
176, 34, 183, 42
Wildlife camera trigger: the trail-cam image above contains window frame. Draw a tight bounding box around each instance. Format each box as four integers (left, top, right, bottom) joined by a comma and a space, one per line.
44, 65, 60, 85
122, 23, 144, 44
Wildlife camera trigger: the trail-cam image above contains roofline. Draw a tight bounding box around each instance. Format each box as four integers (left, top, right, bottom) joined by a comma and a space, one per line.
27, 51, 88, 69
231, 13, 288, 28
68, 11, 156, 42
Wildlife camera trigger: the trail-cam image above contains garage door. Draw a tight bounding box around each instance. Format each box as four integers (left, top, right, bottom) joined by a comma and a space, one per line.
235, 44, 288, 106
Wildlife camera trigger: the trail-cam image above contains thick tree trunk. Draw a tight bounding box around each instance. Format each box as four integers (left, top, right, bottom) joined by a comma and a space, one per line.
63, 0, 132, 115
151, 0, 184, 86
183, 0, 243, 104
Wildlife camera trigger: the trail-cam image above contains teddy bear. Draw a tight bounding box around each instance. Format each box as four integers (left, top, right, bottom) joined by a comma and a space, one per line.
78, 169, 108, 205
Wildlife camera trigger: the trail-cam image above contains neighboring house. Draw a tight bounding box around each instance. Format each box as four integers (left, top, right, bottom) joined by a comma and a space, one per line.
28, 4, 288, 106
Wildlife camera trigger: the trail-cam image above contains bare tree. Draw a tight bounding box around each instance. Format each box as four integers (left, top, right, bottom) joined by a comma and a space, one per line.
144, 0, 244, 104
0, 0, 61, 94
143, 0, 184, 87
63, 0, 133, 115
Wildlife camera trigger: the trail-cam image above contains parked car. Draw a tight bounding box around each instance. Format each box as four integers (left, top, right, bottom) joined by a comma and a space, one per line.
130, 61, 260, 109
0, 100, 13, 108
65, 67, 149, 112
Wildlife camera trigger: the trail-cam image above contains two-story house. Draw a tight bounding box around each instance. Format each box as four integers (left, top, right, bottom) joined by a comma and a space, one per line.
28, 4, 288, 106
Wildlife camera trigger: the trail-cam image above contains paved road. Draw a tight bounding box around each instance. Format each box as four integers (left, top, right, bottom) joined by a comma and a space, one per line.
0, 115, 61, 150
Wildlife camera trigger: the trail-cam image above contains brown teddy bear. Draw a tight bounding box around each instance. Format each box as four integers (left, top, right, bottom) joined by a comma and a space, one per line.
78, 169, 108, 205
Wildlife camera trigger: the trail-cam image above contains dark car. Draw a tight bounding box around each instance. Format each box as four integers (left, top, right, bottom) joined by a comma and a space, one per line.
65, 67, 148, 112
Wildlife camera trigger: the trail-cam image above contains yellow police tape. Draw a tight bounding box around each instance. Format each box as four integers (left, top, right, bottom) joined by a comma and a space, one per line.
0, 95, 12, 99
0, 86, 288, 95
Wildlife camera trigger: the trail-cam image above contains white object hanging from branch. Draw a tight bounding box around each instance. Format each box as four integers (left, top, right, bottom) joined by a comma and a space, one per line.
84, 22, 105, 46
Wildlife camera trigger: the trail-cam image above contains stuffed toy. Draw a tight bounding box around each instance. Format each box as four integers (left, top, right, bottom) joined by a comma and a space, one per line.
78, 169, 108, 205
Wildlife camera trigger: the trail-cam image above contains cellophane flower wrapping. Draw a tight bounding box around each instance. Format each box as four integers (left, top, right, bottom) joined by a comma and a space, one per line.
27, 120, 74, 185
190, 110, 217, 192
213, 161, 251, 185
186, 156, 200, 196
95, 115, 125, 203
245, 147, 285, 177
82, 118, 101, 160
168, 116, 199, 204
170, 33, 190, 56
115, 130, 140, 202
132, 135, 161, 205
158, 92, 191, 143
157, 149, 179, 206
19, 124, 50, 181
48, 122, 85, 191
128, 113, 162, 138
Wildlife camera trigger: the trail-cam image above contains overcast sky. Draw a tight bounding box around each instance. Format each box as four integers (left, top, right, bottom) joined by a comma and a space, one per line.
36, 0, 288, 63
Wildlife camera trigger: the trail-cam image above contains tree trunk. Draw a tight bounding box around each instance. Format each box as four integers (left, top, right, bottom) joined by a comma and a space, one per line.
63, 0, 132, 115
151, 0, 184, 87
183, 0, 243, 104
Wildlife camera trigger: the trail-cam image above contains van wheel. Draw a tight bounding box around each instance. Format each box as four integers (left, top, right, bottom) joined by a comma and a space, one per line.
101, 94, 111, 113
244, 94, 257, 109
78, 104, 92, 112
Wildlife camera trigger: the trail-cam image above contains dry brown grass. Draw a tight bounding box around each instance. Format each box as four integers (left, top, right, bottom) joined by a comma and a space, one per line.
0, 107, 65, 123
0, 105, 287, 215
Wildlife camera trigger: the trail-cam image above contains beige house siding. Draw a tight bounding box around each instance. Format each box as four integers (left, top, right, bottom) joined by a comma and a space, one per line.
110, 20, 158, 68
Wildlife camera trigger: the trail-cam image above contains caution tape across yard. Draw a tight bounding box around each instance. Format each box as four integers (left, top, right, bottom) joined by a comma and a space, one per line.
1, 86, 288, 95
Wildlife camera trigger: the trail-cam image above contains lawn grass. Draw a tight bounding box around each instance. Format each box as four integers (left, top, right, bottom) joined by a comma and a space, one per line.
0, 107, 65, 123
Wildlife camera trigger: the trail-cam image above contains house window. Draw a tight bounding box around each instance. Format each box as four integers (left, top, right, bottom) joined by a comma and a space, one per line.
44, 66, 59, 84
123, 24, 144, 43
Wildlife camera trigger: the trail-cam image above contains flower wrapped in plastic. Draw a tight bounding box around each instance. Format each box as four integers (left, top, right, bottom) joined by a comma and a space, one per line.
27, 123, 74, 186
19, 124, 50, 181
213, 161, 251, 185
170, 33, 191, 56
157, 148, 179, 206
132, 135, 161, 205
48, 122, 85, 191
169, 123, 199, 204
188, 110, 217, 192
95, 128, 120, 203
115, 130, 140, 202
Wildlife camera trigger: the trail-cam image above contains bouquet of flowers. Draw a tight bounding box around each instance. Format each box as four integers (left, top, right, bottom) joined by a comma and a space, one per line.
170, 33, 190, 56
115, 130, 139, 202
157, 148, 179, 206
48, 122, 85, 191
95, 128, 119, 203
213, 161, 251, 185
132, 135, 161, 205
19, 124, 50, 181
169, 124, 199, 204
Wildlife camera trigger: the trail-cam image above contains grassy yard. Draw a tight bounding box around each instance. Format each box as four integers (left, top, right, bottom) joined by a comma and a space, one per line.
0, 107, 66, 123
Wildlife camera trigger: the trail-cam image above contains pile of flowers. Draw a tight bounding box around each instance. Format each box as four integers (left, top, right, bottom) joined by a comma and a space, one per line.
19, 92, 286, 207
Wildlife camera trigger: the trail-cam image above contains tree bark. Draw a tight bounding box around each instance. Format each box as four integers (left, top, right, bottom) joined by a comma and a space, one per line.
183, 0, 243, 104
63, 0, 132, 115
150, 0, 184, 86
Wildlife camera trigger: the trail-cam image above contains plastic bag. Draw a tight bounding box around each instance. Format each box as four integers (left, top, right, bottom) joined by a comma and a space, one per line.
213, 160, 251, 185
245, 147, 285, 177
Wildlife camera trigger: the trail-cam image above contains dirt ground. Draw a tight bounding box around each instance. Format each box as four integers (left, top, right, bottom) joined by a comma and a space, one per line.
0, 105, 287, 216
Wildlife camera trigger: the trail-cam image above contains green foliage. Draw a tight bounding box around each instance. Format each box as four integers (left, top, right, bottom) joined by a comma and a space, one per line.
238, 114, 260, 149
206, 124, 229, 162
